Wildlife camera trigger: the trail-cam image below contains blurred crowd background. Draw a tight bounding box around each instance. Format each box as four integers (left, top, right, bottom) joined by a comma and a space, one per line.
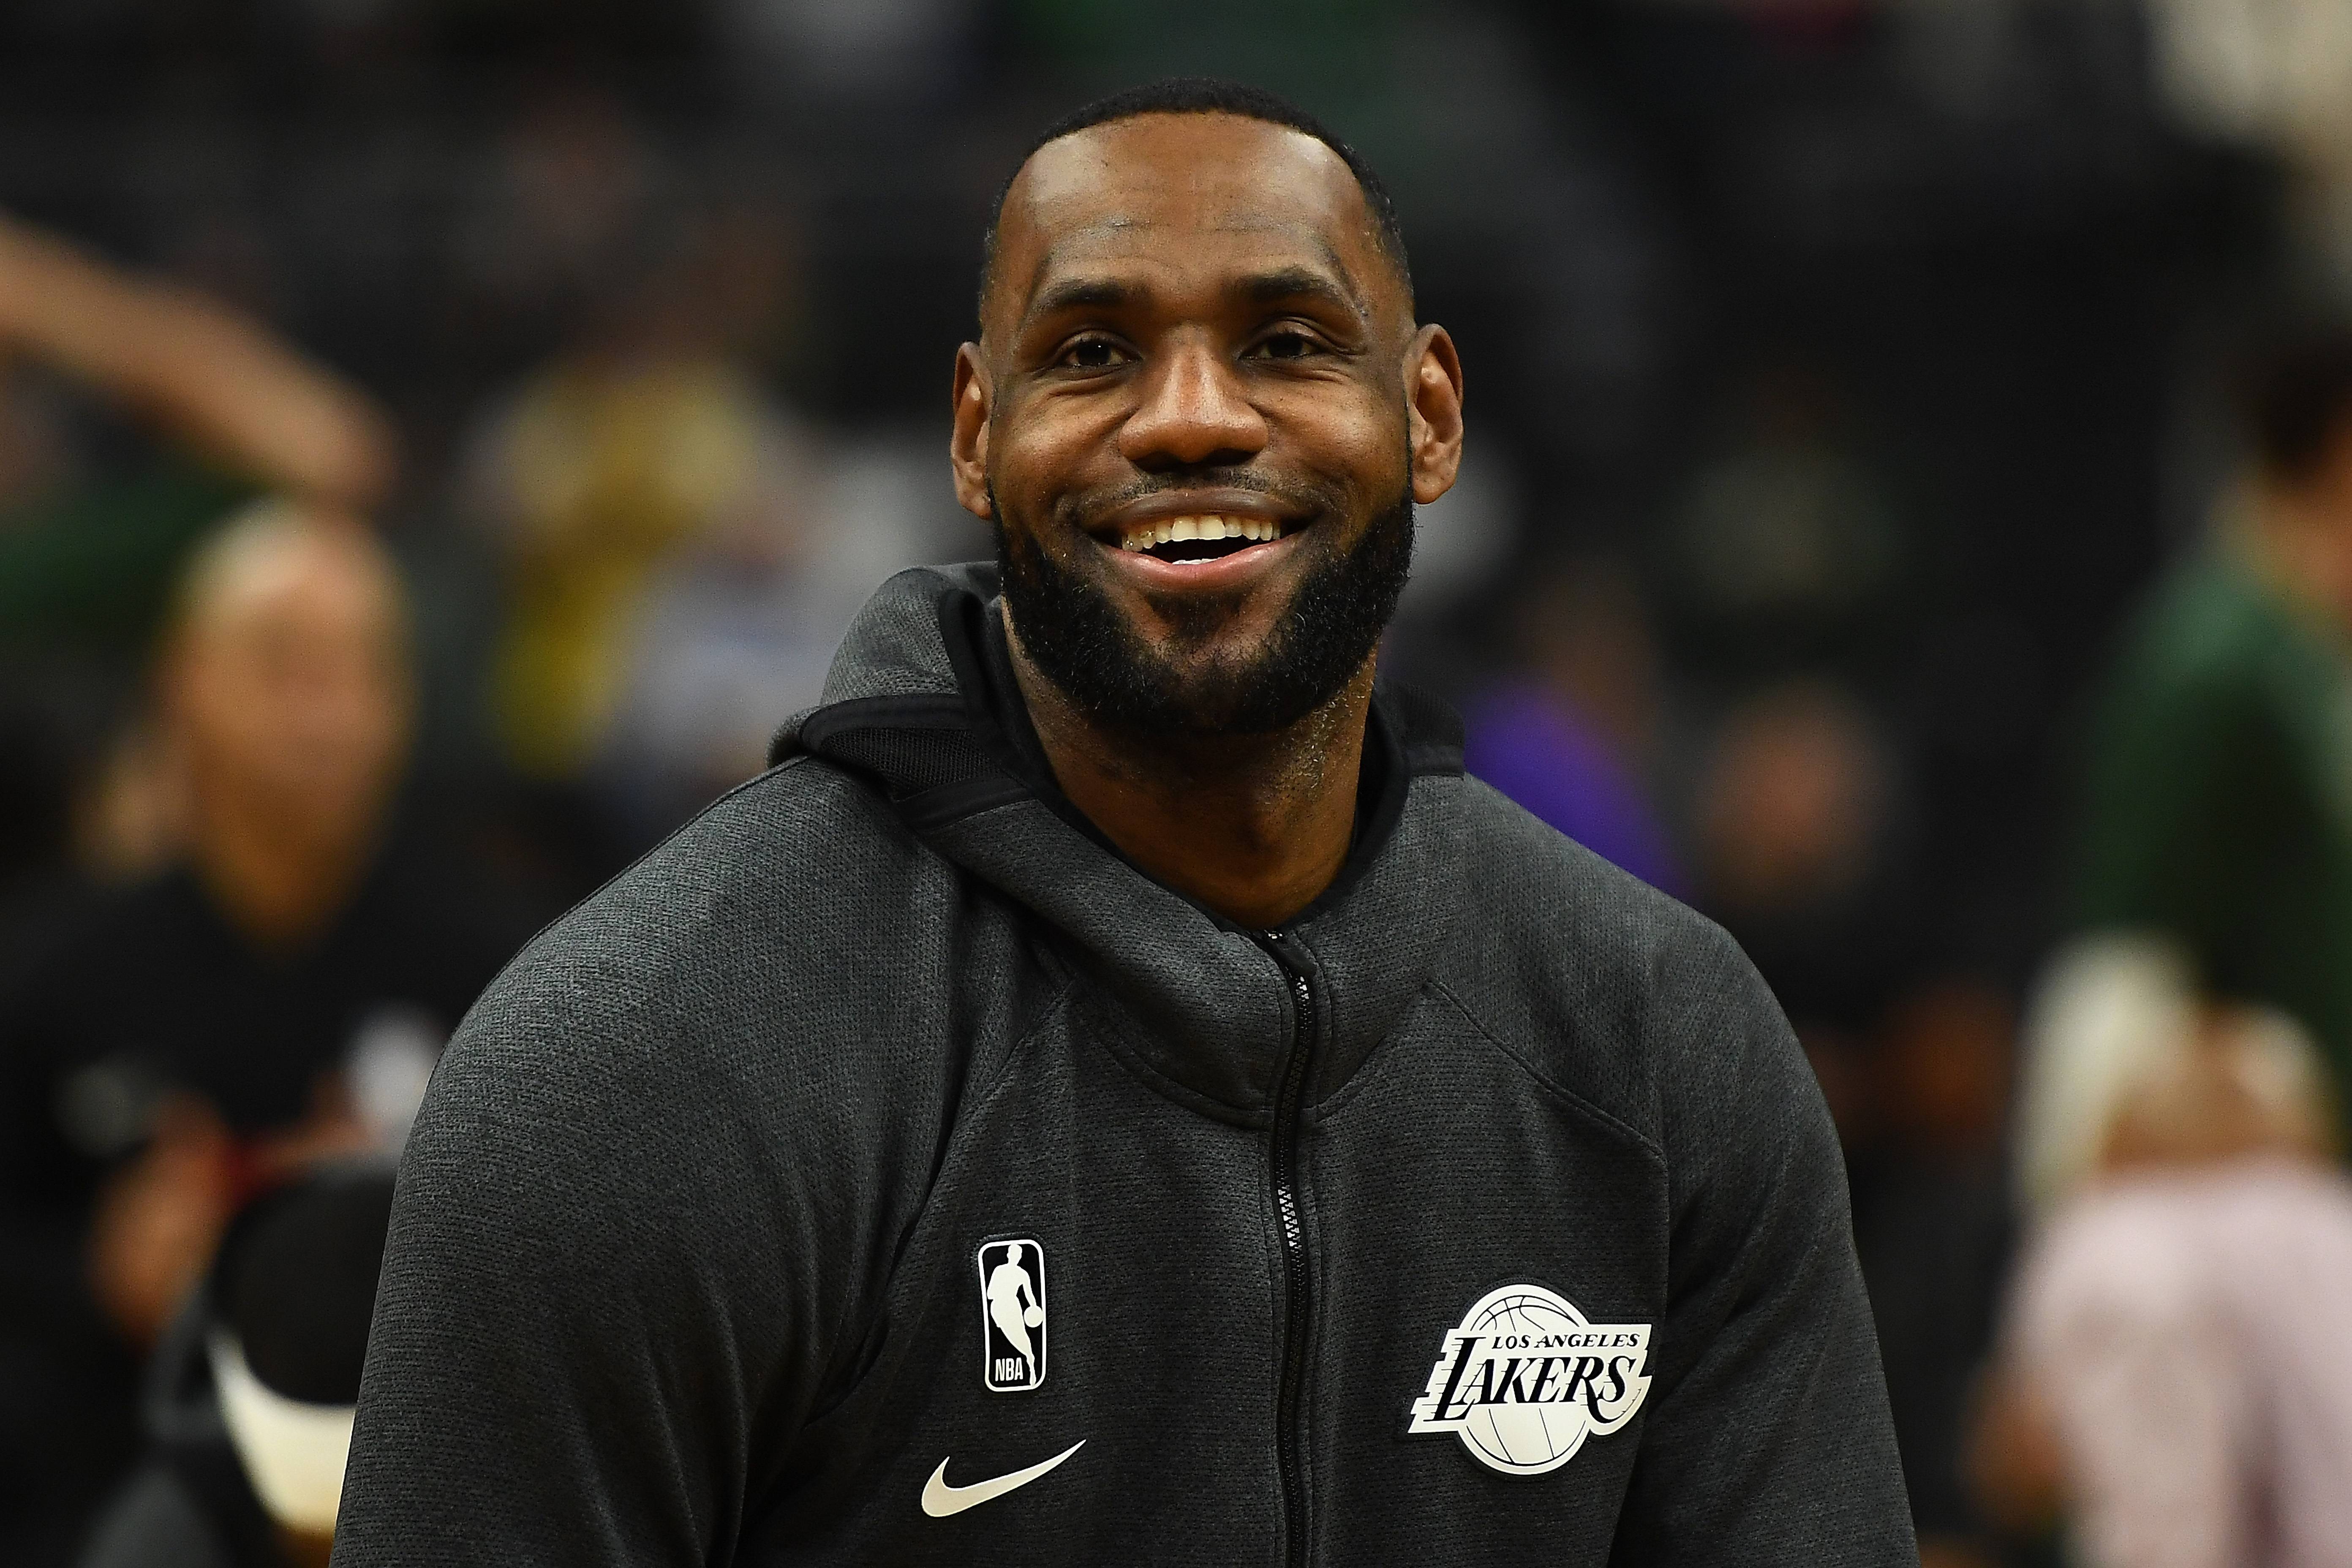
5, 1, 2352, 1565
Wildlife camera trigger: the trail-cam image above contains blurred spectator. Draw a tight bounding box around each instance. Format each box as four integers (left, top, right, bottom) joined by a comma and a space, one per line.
458, 153, 816, 859
0, 506, 523, 1565
81, 1164, 394, 1568
1689, 678, 1919, 1122
2064, 331, 2352, 1124
1462, 557, 1684, 892
0, 211, 397, 928
2014, 935, 2200, 1220
600, 431, 969, 841
1852, 977, 2016, 1568
591, 471, 832, 837
1974, 1004, 2352, 1568
466, 358, 805, 774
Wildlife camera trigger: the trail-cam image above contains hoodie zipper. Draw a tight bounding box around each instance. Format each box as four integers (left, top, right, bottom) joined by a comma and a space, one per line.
1262, 931, 1316, 1568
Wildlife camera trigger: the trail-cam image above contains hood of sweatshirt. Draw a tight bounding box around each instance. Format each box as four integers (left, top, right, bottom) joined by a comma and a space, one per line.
770, 562, 1468, 1126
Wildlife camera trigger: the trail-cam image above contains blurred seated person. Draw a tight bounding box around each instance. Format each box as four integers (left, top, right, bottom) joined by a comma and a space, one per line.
1974, 1004, 2352, 1568
1461, 558, 1684, 894
0, 504, 524, 1564
459, 200, 808, 877
0, 210, 397, 980
2067, 329, 2352, 1114
0, 204, 394, 1568
82, 1164, 395, 1568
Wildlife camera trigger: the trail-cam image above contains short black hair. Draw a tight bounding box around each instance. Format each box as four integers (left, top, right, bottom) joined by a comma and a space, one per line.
977, 77, 1412, 324
2243, 328, 2352, 484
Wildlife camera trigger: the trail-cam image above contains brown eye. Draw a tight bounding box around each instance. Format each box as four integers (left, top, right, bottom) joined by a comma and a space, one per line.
1060, 338, 1124, 370
1252, 329, 1318, 361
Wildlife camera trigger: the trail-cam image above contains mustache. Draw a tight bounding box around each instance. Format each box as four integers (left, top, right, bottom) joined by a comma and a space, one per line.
1051, 468, 1341, 529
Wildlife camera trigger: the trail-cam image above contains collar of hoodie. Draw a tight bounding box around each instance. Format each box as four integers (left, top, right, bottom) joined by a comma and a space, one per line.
771, 562, 1468, 1125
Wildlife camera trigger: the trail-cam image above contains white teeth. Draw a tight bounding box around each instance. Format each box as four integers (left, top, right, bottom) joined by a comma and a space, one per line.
1117, 515, 1285, 553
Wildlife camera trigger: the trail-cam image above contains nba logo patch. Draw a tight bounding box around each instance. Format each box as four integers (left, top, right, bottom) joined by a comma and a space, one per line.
1406, 1283, 1652, 1475
977, 1239, 1048, 1393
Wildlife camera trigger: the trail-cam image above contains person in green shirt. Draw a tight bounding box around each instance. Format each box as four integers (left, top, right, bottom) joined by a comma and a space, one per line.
2066, 332, 2352, 1134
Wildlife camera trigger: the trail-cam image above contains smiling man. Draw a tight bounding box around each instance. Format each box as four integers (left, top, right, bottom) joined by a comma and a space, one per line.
332, 80, 1913, 1567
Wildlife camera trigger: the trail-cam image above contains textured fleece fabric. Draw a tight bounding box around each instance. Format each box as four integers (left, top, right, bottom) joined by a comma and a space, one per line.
333, 564, 1914, 1568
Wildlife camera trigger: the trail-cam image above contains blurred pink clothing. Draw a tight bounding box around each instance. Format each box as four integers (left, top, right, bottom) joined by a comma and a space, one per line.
2011, 1159, 2352, 1568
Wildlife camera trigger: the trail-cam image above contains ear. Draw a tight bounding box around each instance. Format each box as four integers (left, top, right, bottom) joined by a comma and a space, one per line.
950, 343, 994, 520
1404, 325, 1465, 505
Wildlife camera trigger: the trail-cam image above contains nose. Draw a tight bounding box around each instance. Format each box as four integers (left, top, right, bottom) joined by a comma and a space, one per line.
1116, 332, 1268, 472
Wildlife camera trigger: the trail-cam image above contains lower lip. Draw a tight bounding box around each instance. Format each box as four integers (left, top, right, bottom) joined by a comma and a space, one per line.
1099, 529, 1304, 589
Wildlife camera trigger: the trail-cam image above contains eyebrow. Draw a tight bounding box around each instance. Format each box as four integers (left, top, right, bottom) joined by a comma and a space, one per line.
1026, 274, 1141, 322
1021, 264, 1367, 332
1239, 264, 1365, 319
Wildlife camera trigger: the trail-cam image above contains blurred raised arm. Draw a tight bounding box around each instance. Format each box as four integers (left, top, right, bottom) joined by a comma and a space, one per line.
0, 212, 396, 509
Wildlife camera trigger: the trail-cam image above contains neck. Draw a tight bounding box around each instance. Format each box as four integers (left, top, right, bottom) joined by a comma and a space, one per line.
1004, 618, 1373, 930
2252, 487, 2352, 629
189, 790, 371, 952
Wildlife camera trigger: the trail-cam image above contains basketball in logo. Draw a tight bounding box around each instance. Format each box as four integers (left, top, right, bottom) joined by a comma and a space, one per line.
1407, 1283, 1652, 1476
975, 1238, 1048, 1393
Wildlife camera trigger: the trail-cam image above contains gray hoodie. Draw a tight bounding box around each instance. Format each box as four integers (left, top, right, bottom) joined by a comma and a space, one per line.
333, 563, 1914, 1567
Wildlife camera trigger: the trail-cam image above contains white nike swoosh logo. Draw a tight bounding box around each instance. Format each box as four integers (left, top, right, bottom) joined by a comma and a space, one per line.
920, 1440, 1086, 1518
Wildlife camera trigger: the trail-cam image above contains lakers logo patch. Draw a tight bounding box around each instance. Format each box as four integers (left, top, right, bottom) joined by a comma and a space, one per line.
977, 1239, 1048, 1393
1406, 1284, 1651, 1475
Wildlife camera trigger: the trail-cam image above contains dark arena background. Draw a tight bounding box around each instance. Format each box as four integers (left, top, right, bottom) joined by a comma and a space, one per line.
2, 4, 2345, 1566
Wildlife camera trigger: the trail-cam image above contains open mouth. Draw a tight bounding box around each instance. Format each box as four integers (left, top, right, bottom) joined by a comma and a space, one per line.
1117, 514, 1294, 565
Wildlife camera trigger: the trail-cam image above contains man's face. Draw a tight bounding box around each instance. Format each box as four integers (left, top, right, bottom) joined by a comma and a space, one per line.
955, 112, 1461, 736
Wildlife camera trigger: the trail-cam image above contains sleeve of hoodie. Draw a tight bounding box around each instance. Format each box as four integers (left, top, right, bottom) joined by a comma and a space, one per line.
328, 949, 817, 1568
1609, 920, 1916, 1568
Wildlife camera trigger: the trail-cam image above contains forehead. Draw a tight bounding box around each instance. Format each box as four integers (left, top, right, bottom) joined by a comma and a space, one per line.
189, 536, 395, 646
993, 113, 1387, 321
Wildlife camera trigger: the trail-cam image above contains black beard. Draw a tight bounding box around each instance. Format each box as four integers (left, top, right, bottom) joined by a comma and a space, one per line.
995, 487, 1413, 738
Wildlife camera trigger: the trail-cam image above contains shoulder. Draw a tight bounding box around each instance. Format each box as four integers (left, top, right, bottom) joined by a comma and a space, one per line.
468, 757, 955, 1038
1436, 778, 1802, 1169
2098, 555, 2298, 729
414, 754, 1049, 1229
